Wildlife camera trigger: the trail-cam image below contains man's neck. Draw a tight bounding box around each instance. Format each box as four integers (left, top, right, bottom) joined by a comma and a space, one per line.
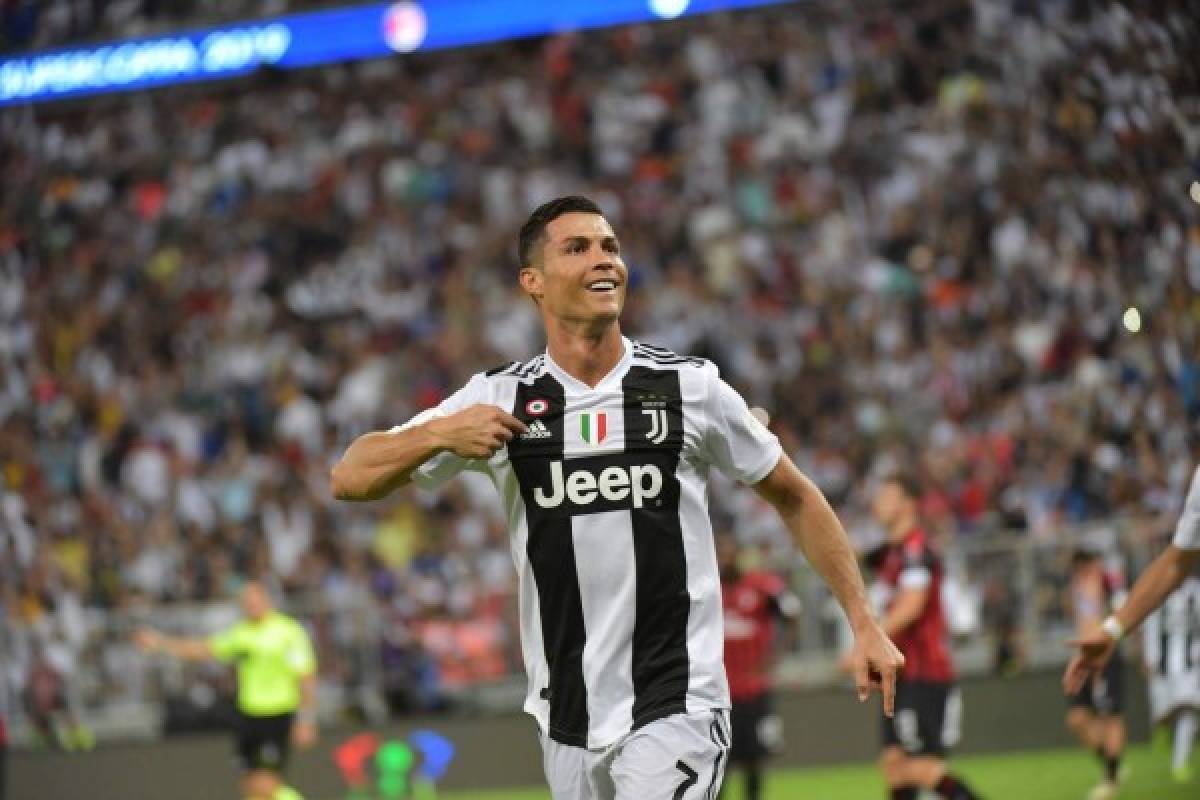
544, 318, 625, 388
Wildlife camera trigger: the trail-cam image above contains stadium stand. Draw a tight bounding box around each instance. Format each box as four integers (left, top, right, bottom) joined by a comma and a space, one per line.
1, 0, 1197, 738
0, 1, 333, 54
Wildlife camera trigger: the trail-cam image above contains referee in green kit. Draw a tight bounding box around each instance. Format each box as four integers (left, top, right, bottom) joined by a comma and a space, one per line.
135, 581, 317, 800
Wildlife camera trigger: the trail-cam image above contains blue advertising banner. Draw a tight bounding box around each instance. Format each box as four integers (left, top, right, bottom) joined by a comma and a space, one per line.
0, 0, 794, 107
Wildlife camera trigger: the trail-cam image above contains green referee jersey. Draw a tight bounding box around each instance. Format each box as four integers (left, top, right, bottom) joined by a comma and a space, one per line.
208, 611, 316, 716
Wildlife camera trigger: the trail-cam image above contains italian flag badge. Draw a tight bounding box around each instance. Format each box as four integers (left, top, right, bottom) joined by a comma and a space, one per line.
580, 411, 608, 445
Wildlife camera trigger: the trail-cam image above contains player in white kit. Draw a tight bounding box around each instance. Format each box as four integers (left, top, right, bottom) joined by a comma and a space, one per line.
1067, 460, 1200, 698
332, 196, 904, 799
1142, 573, 1200, 782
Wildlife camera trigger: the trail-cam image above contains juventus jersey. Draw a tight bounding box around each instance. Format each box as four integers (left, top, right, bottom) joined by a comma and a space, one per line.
1144, 577, 1200, 680
392, 338, 782, 748
1173, 465, 1200, 551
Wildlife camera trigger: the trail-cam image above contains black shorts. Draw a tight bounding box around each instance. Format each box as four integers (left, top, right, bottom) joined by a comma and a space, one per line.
730, 692, 783, 763
1068, 655, 1125, 716
881, 680, 962, 757
234, 711, 294, 772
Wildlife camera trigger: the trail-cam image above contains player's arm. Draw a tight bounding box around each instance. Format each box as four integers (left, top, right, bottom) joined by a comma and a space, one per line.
1064, 545, 1200, 693
1110, 546, 1199, 635
331, 404, 526, 502
754, 455, 905, 714
292, 672, 318, 748
880, 587, 929, 638
291, 625, 319, 747
767, 584, 801, 656
132, 628, 215, 661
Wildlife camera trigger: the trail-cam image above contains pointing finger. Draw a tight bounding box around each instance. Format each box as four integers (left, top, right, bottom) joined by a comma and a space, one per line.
881, 662, 897, 718
852, 654, 870, 703
495, 410, 528, 433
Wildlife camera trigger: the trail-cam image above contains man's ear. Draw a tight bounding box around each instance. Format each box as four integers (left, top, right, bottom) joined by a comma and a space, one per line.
519, 266, 543, 304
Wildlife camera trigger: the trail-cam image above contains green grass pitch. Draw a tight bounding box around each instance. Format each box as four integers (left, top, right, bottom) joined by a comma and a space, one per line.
440, 744, 1196, 799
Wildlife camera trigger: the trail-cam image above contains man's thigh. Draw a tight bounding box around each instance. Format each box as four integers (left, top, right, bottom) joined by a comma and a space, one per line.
541, 732, 611, 800
611, 710, 730, 800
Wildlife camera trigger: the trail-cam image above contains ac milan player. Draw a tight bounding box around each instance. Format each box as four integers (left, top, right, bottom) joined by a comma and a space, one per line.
718, 535, 798, 800
1065, 550, 1127, 800
867, 474, 980, 800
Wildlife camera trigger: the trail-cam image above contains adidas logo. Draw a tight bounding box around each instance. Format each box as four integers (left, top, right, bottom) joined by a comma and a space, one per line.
522, 420, 553, 439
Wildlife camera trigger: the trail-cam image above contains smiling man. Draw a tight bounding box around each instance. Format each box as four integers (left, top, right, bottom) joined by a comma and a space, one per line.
331, 195, 903, 800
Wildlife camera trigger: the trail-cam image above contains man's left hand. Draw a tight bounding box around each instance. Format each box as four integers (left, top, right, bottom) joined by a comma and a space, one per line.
1063, 622, 1118, 695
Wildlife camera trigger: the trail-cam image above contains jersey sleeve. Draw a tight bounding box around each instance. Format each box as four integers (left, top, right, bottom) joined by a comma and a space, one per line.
699, 366, 782, 485
208, 623, 247, 663
286, 621, 317, 677
898, 540, 933, 590
388, 373, 490, 490
1172, 466, 1200, 551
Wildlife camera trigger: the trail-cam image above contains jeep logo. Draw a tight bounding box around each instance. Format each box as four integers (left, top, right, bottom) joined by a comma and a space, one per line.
533, 460, 663, 509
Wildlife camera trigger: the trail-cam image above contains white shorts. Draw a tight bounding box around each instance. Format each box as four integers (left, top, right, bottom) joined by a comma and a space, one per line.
1149, 674, 1200, 723
540, 709, 730, 800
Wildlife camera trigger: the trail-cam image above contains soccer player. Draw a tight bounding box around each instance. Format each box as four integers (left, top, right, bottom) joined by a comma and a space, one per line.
331, 195, 904, 800
864, 474, 980, 800
134, 582, 317, 800
718, 534, 799, 800
1065, 463, 1200, 714
1142, 572, 1200, 782
1065, 550, 1126, 800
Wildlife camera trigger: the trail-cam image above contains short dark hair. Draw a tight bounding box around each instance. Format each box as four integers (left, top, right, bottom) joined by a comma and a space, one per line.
882, 471, 922, 501
1071, 548, 1102, 569
517, 195, 603, 268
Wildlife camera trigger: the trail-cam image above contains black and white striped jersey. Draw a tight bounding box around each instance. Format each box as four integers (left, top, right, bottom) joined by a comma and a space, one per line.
1173, 465, 1200, 551
392, 337, 782, 748
1144, 577, 1200, 680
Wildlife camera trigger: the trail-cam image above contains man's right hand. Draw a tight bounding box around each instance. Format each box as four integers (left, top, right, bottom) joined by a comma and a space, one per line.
427, 404, 527, 460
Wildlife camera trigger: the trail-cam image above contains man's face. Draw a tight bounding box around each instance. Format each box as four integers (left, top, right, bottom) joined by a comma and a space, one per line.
871, 482, 907, 535
241, 584, 271, 621
521, 212, 627, 326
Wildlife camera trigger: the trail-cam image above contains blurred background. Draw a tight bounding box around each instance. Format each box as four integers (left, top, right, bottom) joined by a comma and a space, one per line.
1, 0, 1198, 797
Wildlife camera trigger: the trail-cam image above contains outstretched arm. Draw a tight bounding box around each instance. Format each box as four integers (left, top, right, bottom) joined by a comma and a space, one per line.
1108, 547, 1198, 635
754, 455, 905, 715
331, 404, 526, 502
1064, 545, 1200, 693
133, 628, 215, 662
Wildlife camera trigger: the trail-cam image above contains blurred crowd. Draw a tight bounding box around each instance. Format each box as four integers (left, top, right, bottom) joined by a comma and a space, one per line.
0, 0, 331, 53
2, 0, 1199, 736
